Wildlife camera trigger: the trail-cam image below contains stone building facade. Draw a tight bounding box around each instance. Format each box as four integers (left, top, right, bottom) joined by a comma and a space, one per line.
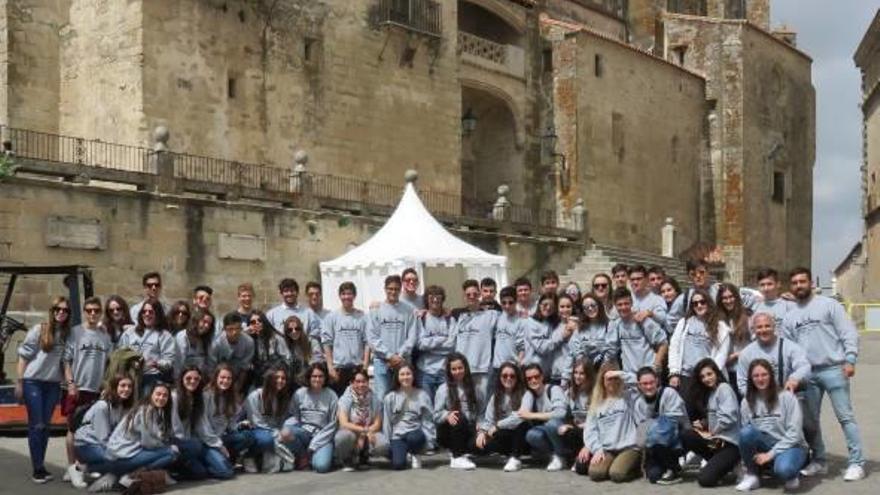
0, 0, 814, 291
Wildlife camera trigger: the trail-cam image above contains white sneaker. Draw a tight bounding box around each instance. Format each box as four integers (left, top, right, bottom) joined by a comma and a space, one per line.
411, 454, 422, 469
67, 464, 87, 489
735, 473, 760, 492
503, 456, 522, 472
800, 460, 827, 477
843, 464, 865, 482
546, 454, 564, 472
243, 457, 258, 474
784, 476, 800, 491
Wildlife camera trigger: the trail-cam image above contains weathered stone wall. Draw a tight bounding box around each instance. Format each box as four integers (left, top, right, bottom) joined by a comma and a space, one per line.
553, 30, 705, 254
0, 177, 584, 313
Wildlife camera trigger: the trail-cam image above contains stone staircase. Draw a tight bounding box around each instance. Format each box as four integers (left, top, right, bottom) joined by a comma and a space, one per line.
561, 243, 689, 287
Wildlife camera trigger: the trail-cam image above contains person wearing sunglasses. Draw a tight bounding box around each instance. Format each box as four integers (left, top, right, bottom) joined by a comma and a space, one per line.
668, 288, 731, 395
129, 272, 171, 323
17, 296, 72, 483
62, 296, 112, 487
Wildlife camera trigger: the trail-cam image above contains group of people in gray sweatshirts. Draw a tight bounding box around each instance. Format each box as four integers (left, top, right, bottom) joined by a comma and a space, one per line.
15, 260, 866, 492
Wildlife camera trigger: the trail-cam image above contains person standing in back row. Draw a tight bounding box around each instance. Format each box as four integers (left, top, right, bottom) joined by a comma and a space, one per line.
368, 275, 418, 398
782, 267, 865, 482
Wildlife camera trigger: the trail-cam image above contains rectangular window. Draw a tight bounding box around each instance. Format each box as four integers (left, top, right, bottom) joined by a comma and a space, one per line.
772, 171, 785, 203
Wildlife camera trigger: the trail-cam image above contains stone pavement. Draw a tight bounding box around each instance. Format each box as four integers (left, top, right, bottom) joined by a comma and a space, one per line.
2, 335, 879, 495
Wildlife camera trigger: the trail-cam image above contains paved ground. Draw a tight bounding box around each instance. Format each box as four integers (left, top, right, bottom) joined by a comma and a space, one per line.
2, 335, 879, 495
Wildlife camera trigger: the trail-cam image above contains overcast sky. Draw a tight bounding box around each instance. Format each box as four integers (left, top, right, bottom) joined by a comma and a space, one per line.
770, 1, 880, 286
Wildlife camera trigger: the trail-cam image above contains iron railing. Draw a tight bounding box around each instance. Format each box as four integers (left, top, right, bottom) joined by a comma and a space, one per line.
375, 0, 442, 38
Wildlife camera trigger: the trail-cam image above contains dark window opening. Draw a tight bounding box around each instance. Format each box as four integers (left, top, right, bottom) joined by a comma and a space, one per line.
772, 171, 785, 203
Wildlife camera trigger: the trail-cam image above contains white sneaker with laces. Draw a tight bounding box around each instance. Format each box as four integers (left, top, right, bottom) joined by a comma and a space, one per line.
735, 474, 760, 492
800, 460, 827, 477
546, 454, 564, 472
784, 476, 800, 491
503, 457, 522, 472
411, 454, 422, 469
843, 464, 865, 482
67, 464, 87, 489
243, 457, 258, 474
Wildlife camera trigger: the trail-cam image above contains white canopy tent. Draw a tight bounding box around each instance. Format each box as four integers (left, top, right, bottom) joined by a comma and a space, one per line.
320, 176, 508, 311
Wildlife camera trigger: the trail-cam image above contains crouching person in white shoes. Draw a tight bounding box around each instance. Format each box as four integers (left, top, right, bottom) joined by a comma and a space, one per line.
474, 362, 529, 472
434, 353, 483, 471
736, 359, 808, 492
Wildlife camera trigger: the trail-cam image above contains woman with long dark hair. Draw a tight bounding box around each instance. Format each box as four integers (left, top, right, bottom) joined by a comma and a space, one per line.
17, 296, 71, 483
103, 295, 133, 347
243, 365, 295, 473
668, 289, 731, 393
736, 359, 807, 492
434, 352, 481, 470
680, 358, 741, 487
175, 309, 214, 378
475, 361, 529, 472
716, 283, 751, 399
105, 382, 179, 488
334, 367, 388, 471
281, 362, 338, 473
118, 299, 175, 396
561, 358, 595, 474
382, 362, 435, 470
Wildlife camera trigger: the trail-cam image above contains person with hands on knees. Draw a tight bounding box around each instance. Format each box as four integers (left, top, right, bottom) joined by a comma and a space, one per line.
105, 382, 180, 489
280, 362, 338, 473
415, 285, 457, 401
334, 367, 388, 471
17, 296, 72, 484
581, 364, 642, 482
243, 365, 296, 473
560, 359, 595, 474
434, 353, 483, 470
368, 275, 418, 399
118, 299, 176, 396
735, 313, 810, 397
680, 358, 741, 487
382, 362, 435, 470
519, 363, 569, 472
475, 362, 530, 472
633, 367, 688, 484
736, 359, 808, 492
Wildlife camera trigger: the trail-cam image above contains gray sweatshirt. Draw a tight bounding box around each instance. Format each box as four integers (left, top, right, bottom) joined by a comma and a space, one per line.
18, 325, 66, 382
633, 291, 668, 332
522, 318, 565, 378
479, 393, 524, 432
433, 382, 484, 424
453, 309, 499, 374
782, 295, 859, 368
367, 302, 418, 360
209, 331, 255, 375
735, 338, 811, 395
633, 387, 688, 427
706, 383, 740, 445
584, 395, 639, 453
415, 313, 456, 376
739, 391, 806, 455
753, 298, 795, 330
321, 309, 368, 368
174, 331, 211, 378
171, 390, 222, 448
106, 407, 173, 459
244, 388, 293, 431
606, 317, 667, 374
519, 384, 568, 421
64, 325, 112, 392
284, 387, 338, 452
493, 313, 525, 368
118, 326, 177, 376
74, 399, 129, 447
382, 389, 436, 445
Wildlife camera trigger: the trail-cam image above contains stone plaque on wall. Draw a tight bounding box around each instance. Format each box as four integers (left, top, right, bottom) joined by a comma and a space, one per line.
218, 233, 266, 261
45, 216, 107, 250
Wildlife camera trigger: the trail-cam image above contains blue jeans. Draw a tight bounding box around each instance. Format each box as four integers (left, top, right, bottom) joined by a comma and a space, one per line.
79, 446, 177, 476
172, 437, 207, 480
526, 419, 565, 457
22, 379, 61, 471
373, 358, 392, 399
739, 426, 807, 481
389, 430, 427, 470
284, 425, 334, 473
802, 365, 864, 466
417, 371, 445, 403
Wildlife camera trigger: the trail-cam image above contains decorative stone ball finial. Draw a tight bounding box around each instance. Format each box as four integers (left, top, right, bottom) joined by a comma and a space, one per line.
404, 169, 419, 183
294, 149, 309, 166
153, 126, 170, 152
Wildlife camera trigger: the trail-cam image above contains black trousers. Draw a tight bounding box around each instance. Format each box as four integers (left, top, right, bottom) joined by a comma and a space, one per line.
680, 429, 740, 487
476, 423, 530, 457
437, 417, 475, 457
